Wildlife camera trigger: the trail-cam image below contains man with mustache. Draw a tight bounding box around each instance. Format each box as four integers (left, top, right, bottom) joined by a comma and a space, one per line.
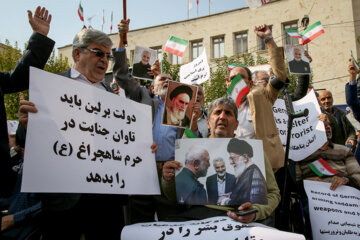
18, 27, 128, 239
163, 85, 193, 127
176, 146, 210, 205
162, 97, 280, 223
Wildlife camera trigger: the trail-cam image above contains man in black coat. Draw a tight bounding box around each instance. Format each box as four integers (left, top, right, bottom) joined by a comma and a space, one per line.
206, 157, 235, 204
0, 6, 55, 198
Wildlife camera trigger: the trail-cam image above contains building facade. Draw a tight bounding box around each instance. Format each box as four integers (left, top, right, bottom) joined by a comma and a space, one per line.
58, 0, 360, 104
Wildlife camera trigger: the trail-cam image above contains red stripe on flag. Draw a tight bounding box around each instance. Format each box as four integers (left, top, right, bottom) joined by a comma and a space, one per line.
318, 158, 339, 175
301, 30, 324, 45
78, 9, 84, 21
235, 87, 250, 108
164, 46, 184, 57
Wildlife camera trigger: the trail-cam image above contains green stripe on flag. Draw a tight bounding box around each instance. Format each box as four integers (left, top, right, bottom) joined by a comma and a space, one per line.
301, 21, 322, 36
308, 163, 324, 177
285, 30, 298, 33
227, 75, 242, 95
184, 127, 198, 138
169, 36, 188, 46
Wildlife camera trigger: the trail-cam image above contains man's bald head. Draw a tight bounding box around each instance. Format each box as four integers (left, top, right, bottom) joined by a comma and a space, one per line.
318, 90, 333, 112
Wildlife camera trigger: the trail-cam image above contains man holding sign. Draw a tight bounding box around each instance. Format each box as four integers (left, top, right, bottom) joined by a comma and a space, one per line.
19, 27, 154, 239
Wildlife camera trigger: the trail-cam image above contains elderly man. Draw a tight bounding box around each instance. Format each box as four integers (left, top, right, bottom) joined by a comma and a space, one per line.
288, 47, 311, 74
162, 96, 280, 224
18, 27, 130, 239
164, 85, 193, 127
225, 25, 286, 170
176, 146, 210, 205
296, 117, 360, 190
206, 157, 236, 205
252, 70, 270, 87
318, 89, 356, 148
132, 50, 153, 79
221, 139, 267, 205
0, 6, 54, 197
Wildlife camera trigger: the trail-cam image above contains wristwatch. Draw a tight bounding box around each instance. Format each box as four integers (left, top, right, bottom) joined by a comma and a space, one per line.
264, 35, 273, 44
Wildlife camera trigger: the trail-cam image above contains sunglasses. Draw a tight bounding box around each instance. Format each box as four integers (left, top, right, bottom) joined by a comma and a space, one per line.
81, 48, 114, 61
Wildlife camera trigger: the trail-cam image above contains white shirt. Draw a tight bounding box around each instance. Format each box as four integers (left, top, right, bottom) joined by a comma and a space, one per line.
235, 100, 255, 139
70, 68, 107, 91
217, 175, 226, 197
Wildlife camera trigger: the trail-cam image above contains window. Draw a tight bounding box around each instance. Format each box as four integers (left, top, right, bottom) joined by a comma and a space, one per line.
234, 32, 248, 54
171, 54, 182, 65
257, 26, 272, 51
191, 41, 203, 60
212, 36, 225, 58
284, 22, 299, 46
151, 46, 162, 61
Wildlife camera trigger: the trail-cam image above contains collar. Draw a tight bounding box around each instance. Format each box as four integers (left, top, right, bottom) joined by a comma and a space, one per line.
70, 68, 105, 84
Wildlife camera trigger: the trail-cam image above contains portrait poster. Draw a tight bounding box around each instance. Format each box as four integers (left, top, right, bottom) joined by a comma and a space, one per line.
21, 67, 160, 195
162, 81, 198, 129
132, 46, 157, 80
174, 138, 266, 206
285, 45, 312, 75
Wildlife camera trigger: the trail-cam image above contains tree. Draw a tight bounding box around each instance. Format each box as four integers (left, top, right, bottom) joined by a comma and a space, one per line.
1, 40, 70, 120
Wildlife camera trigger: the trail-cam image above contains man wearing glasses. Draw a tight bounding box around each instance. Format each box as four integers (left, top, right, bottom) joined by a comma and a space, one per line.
225, 25, 287, 171
252, 70, 270, 87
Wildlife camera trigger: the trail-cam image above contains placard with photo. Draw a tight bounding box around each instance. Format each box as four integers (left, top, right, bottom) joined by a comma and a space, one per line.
285, 45, 311, 75
132, 46, 157, 80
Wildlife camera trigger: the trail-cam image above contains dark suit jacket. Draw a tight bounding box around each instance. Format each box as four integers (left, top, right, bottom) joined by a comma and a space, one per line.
288, 59, 311, 74
176, 168, 207, 205
0, 32, 54, 197
206, 172, 236, 205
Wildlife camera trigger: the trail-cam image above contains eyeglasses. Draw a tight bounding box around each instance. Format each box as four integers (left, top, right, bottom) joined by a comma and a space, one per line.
81, 48, 114, 61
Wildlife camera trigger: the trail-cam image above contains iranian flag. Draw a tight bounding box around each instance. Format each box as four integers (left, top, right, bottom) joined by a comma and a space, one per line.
285, 30, 302, 39
164, 36, 188, 57
228, 63, 241, 70
308, 158, 339, 177
227, 75, 250, 108
78, 1, 84, 22
300, 21, 324, 45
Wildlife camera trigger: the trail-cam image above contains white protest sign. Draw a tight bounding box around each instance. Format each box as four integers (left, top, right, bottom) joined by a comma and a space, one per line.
272, 90, 327, 161
304, 180, 360, 239
180, 50, 210, 85
121, 216, 305, 240
21, 67, 160, 195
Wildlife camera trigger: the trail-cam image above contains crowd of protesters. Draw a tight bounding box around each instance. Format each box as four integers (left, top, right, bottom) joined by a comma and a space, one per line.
1, 5, 360, 240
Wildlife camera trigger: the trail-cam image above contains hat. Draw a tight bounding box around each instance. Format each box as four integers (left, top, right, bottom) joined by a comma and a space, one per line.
170, 85, 193, 100
227, 138, 253, 158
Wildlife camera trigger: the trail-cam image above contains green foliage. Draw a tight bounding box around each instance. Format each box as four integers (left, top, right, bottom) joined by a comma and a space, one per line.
1, 40, 70, 120
161, 52, 181, 81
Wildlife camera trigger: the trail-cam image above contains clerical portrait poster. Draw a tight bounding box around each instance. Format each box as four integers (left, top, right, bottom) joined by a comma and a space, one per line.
285, 45, 312, 75
174, 138, 266, 206
162, 81, 198, 129
132, 46, 157, 80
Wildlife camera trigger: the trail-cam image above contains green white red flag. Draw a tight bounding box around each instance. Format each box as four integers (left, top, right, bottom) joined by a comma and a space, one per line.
228, 63, 240, 71
78, 1, 84, 22
164, 36, 188, 57
184, 126, 198, 138
300, 21, 324, 45
227, 75, 250, 108
110, 11, 113, 32
285, 30, 302, 39
351, 50, 359, 72
308, 158, 339, 177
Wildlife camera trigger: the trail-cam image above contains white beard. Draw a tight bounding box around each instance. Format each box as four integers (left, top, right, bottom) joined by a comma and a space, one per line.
234, 164, 246, 178
217, 171, 225, 177
155, 86, 168, 97
172, 109, 185, 120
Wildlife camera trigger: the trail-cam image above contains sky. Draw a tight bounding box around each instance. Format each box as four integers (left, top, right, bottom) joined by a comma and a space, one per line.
1, 0, 247, 53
